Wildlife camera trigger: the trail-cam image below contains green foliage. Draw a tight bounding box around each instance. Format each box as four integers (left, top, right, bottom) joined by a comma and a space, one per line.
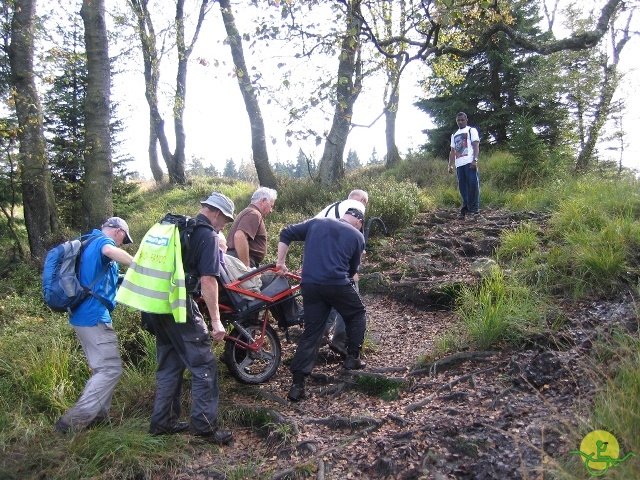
272, 177, 336, 217
112, 179, 143, 222
417, 1, 568, 160
480, 147, 570, 191
383, 152, 449, 189
506, 115, 569, 188
591, 336, 640, 476
431, 329, 469, 358
496, 223, 540, 262
6, 167, 640, 478
0, 314, 86, 421
364, 180, 426, 233
552, 332, 640, 480
66, 423, 191, 479
535, 177, 640, 297
125, 178, 254, 245
356, 376, 402, 400
456, 267, 548, 350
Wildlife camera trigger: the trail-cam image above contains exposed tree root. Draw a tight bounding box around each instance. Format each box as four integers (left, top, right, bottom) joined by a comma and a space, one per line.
405, 363, 506, 412
409, 350, 500, 376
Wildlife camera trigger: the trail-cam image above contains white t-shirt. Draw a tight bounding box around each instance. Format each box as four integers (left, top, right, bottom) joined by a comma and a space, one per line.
315, 199, 366, 219
451, 126, 479, 168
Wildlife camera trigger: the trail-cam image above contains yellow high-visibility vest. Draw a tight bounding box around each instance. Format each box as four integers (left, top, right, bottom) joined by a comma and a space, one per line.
115, 223, 187, 323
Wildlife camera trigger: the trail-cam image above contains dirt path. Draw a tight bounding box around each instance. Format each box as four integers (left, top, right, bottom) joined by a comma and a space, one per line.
178, 210, 637, 479
180, 293, 637, 480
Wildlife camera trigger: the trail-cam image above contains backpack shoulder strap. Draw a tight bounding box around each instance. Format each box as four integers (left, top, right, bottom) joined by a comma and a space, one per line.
324, 201, 342, 218
180, 217, 214, 252
74, 233, 114, 311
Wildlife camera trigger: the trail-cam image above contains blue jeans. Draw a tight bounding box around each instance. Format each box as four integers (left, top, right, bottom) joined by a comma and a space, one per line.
291, 283, 366, 381
149, 297, 220, 435
456, 163, 480, 214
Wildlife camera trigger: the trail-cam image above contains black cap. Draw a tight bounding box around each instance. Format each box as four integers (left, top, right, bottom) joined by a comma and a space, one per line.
345, 207, 364, 220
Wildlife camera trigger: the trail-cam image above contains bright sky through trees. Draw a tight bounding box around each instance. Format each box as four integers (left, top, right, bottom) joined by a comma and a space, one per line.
110, 1, 639, 180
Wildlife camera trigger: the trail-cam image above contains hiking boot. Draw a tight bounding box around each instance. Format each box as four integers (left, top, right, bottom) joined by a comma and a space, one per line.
343, 355, 366, 370
87, 415, 111, 429
287, 383, 307, 402
194, 429, 233, 445
54, 419, 72, 434
149, 421, 190, 435
456, 212, 466, 220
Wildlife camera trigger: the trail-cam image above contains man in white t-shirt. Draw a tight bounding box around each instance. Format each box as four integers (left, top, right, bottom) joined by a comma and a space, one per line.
448, 112, 480, 219
315, 189, 368, 357
315, 189, 368, 220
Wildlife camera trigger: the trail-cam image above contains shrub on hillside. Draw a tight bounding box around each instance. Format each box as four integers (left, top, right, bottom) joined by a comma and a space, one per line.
272, 177, 337, 216
383, 153, 449, 188
366, 181, 425, 233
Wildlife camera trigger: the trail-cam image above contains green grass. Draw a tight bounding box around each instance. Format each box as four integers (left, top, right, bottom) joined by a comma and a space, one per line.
4, 158, 640, 478
456, 266, 548, 350
496, 222, 540, 262
549, 331, 640, 480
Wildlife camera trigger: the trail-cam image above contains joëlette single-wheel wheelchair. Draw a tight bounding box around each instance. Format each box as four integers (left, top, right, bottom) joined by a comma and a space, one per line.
198, 263, 302, 384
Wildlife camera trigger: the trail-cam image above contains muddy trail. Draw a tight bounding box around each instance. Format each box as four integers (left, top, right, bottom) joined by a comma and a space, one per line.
178, 209, 637, 480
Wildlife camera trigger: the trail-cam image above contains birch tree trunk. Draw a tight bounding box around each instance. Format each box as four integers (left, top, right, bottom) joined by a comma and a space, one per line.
218, 0, 277, 189
128, 0, 209, 185
317, 0, 363, 187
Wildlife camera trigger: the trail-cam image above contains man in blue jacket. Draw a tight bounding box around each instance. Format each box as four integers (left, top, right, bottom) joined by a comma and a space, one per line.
55, 217, 134, 433
275, 207, 367, 402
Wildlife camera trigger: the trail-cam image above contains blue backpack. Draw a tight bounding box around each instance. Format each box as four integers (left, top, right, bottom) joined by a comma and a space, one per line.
42, 234, 112, 313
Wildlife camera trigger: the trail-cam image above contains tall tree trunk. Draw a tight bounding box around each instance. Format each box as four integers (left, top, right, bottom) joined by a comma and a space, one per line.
384, 103, 400, 166
218, 0, 276, 189
129, 0, 169, 183
129, 0, 209, 185
148, 117, 163, 182
575, 19, 629, 172
80, 0, 113, 231
382, 1, 404, 168
317, 0, 363, 187
168, 0, 192, 185
384, 64, 401, 167
9, 0, 59, 262
575, 63, 617, 171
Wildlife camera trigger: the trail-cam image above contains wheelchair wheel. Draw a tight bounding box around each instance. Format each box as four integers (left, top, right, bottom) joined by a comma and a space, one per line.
223, 323, 281, 384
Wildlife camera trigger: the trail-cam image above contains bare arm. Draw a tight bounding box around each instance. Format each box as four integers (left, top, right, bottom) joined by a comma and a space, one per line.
471, 139, 480, 170
102, 244, 133, 267
275, 241, 290, 275
200, 275, 225, 341
448, 147, 455, 173
233, 229, 251, 267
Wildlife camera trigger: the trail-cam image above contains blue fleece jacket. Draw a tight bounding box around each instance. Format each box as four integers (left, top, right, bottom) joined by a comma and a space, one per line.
279, 217, 364, 285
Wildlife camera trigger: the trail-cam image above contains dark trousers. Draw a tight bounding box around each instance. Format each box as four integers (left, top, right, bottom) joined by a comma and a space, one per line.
290, 283, 366, 381
149, 298, 220, 435
456, 163, 480, 214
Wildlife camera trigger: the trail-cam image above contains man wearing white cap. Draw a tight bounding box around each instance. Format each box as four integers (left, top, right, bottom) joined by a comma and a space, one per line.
146, 192, 236, 445
315, 189, 368, 357
55, 216, 134, 433
276, 207, 367, 402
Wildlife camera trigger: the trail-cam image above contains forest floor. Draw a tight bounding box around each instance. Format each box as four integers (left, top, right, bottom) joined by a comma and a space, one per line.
173, 209, 639, 479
